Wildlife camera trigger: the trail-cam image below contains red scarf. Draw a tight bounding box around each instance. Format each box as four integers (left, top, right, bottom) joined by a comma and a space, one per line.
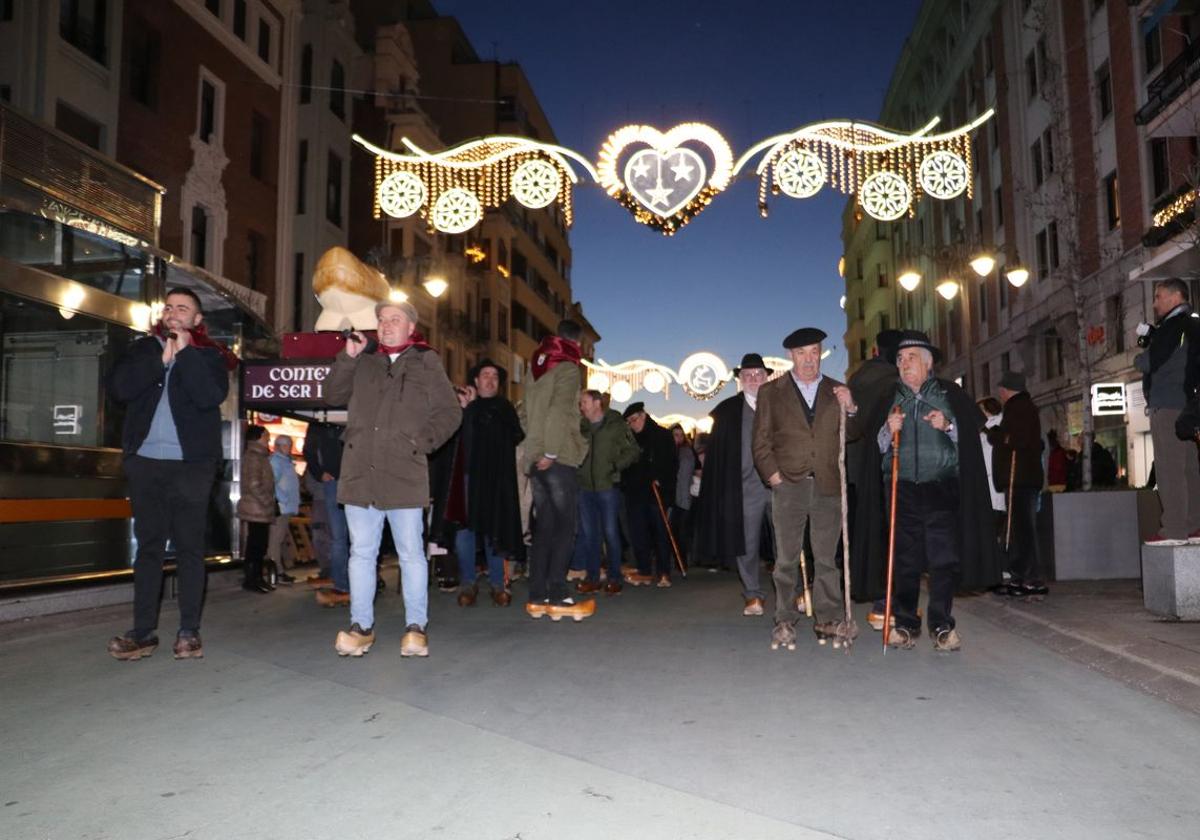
531, 335, 581, 381
378, 329, 432, 355
154, 321, 239, 370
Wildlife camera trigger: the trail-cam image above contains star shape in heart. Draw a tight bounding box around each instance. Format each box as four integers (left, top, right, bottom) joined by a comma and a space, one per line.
644, 181, 674, 207
670, 154, 695, 182
631, 158, 652, 179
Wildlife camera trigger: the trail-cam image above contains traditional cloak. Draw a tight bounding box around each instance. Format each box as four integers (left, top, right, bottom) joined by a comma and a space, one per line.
692, 394, 749, 559
850, 377, 1001, 602
445, 396, 525, 555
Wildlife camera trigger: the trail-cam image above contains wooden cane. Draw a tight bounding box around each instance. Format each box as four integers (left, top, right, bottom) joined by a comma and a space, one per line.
651, 481, 687, 578
883, 405, 902, 654
1004, 449, 1017, 551
798, 548, 813, 618
837, 405, 856, 650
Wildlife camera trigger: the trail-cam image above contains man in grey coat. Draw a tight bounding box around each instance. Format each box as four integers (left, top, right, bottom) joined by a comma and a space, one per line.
324, 301, 461, 658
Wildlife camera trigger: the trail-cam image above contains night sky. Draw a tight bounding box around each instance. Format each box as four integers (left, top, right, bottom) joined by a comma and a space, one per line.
436, 0, 925, 418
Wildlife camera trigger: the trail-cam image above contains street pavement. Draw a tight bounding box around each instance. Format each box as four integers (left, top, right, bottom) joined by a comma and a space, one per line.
2, 570, 1198, 840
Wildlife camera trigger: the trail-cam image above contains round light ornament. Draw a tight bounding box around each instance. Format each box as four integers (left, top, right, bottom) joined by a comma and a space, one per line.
431, 188, 484, 234
511, 159, 562, 209
378, 171, 427, 218
610, 380, 634, 403
859, 171, 912, 221
774, 148, 826, 198
587, 372, 611, 392
917, 151, 969, 200
642, 370, 667, 394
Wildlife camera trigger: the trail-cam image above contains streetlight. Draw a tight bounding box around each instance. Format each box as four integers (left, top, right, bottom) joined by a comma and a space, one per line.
1005, 265, 1030, 288
936, 279, 961, 300
898, 269, 922, 292
423, 276, 449, 298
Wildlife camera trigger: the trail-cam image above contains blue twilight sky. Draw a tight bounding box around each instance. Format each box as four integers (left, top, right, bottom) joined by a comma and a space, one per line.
435, 0, 924, 418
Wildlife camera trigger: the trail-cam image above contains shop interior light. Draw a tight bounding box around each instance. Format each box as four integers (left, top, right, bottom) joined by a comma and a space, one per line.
1005, 266, 1030, 288
423, 276, 449, 298
898, 269, 922, 292
936, 279, 961, 301
970, 254, 996, 276
59, 285, 86, 319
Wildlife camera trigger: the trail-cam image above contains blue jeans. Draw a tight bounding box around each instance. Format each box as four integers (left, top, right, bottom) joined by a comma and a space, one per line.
344, 504, 426, 631
455, 528, 505, 588
323, 478, 350, 592
578, 487, 622, 583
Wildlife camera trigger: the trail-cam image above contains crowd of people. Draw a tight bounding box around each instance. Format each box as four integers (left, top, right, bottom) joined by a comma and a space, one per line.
103, 278, 1200, 662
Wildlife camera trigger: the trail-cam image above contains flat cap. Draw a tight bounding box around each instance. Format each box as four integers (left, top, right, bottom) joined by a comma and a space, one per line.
783, 327, 827, 349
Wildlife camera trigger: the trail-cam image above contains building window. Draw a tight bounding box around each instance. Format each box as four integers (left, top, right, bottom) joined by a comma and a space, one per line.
54, 101, 102, 150
293, 253, 305, 331
1150, 139, 1169, 198
999, 265, 1009, 309
126, 18, 160, 109
1106, 294, 1125, 353
250, 111, 269, 180
989, 115, 999, 149
1096, 60, 1113, 120
498, 304, 509, 344
1145, 23, 1161, 74
197, 75, 221, 144
326, 150, 343, 227
1104, 171, 1120, 229
978, 277, 988, 325
1048, 220, 1060, 269
299, 44, 312, 104
329, 60, 346, 120
1045, 333, 1065, 379
976, 207, 984, 239
984, 33, 993, 75
1026, 50, 1038, 99
994, 186, 1004, 227
1031, 138, 1044, 186
233, 0, 246, 39
1036, 228, 1049, 281
857, 298, 865, 319
856, 256, 864, 280
877, 264, 888, 288
1093, 0, 1105, 12
257, 17, 271, 63
1043, 127, 1055, 175
246, 231, 263, 291
204, 0, 220, 15
981, 361, 991, 392
1001, 351, 1011, 373
481, 298, 492, 341
190, 205, 209, 269
296, 140, 308, 214
59, 0, 108, 65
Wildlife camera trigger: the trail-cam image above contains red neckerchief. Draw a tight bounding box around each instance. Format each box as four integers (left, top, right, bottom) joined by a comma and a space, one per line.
378, 329, 432, 355
531, 335, 581, 380
154, 321, 239, 370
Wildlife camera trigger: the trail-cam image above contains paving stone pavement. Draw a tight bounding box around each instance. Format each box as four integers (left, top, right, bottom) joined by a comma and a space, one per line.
1, 570, 1198, 840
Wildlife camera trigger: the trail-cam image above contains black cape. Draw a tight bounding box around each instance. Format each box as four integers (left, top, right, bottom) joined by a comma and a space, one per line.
846, 358, 899, 488
622, 417, 677, 504
440, 397, 525, 556
693, 395, 749, 559
850, 377, 1001, 602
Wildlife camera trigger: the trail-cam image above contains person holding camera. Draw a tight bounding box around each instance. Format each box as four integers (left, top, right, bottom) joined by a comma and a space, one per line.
1135, 278, 1200, 545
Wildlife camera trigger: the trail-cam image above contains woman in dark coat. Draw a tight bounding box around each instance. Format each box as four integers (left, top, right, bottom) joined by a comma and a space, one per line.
236, 425, 276, 593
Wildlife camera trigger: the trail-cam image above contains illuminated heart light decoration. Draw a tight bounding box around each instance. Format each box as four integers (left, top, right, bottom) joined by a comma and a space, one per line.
597, 123, 733, 235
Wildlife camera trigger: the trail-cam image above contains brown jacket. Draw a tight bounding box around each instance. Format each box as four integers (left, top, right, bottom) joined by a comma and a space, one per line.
236, 440, 276, 523
752, 374, 859, 496
324, 346, 461, 510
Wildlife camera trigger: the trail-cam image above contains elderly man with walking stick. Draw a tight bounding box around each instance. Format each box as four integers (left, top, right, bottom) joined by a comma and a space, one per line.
857, 331, 1000, 652
752, 327, 859, 651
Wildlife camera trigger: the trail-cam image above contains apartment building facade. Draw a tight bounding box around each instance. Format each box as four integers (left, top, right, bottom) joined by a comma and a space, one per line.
843, 0, 1198, 485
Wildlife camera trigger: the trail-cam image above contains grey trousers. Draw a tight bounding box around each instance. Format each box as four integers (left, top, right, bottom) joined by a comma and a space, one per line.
1151, 408, 1200, 539
268, 514, 294, 570
770, 478, 842, 624
736, 490, 769, 599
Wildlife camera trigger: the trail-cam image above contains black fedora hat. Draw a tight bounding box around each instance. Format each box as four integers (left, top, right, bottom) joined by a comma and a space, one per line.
733, 353, 768, 376
887, 330, 942, 364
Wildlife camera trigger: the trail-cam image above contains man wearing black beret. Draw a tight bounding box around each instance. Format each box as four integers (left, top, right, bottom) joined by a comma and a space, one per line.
621, 403, 678, 586
752, 327, 859, 650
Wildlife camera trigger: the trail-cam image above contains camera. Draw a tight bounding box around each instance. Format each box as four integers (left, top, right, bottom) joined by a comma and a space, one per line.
1135, 322, 1156, 348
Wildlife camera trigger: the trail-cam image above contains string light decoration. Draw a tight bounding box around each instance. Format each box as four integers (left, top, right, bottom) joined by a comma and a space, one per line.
356, 133, 596, 234
583, 352, 823, 402
596, 124, 734, 235
733, 110, 993, 220
1152, 189, 1199, 228
583, 358, 678, 401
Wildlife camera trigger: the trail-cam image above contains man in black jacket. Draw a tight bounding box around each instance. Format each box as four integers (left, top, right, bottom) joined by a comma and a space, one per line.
1135, 278, 1200, 544
306, 422, 350, 607
988, 371, 1046, 597
106, 288, 230, 660
622, 403, 678, 587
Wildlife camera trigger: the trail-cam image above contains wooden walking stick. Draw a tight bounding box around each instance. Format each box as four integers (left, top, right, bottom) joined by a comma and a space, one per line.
836, 405, 858, 651
1005, 450, 1017, 551
651, 480, 687, 578
883, 405, 902, 654
798, 548, 813, 618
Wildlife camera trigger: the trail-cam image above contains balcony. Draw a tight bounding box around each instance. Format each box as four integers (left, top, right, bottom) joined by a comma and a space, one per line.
1136, 33, 1200, 136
